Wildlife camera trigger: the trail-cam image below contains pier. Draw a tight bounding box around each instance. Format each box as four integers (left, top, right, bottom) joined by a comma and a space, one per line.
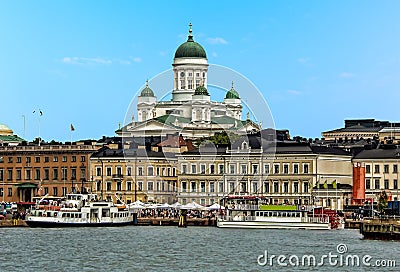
360, 219, 400, 240
137, 217, 217, 227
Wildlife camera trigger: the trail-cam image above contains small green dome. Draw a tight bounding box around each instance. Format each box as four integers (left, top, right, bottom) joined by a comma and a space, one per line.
140, 80, 155, 97
225, 82, 240, 99
194, 85, 209, 96
174, 24, 207, 59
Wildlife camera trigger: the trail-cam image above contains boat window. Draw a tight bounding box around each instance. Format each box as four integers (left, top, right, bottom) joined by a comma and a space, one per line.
273, 212, 277, 217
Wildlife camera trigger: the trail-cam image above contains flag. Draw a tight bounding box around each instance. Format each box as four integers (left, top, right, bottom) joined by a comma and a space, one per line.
70, 124, 75, 131
332, 180, 337, 189
323, 180, 328, 189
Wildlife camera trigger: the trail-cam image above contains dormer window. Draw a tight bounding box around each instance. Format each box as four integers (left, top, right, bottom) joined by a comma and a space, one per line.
242, 141, 248, 150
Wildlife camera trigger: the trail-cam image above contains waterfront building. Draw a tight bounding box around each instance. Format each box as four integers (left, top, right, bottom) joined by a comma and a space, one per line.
352, 146, 400, 204
322, 119, 400, 142
0, 143, 99, 203
116, 24, 259, 139
0, 123, 24, 146
177, 133, 353, 210
88, 134, 195, 204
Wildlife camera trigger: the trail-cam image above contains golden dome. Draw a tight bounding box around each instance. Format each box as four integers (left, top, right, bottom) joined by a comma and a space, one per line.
0, 124, 13, 135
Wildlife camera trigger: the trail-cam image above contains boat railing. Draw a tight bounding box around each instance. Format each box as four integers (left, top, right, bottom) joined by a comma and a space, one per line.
228, 204, 259, 211
302, 216, 329, 224
223, 215, 256, 222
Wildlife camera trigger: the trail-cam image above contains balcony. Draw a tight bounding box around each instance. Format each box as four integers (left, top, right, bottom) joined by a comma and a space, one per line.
112, 174, 124, 180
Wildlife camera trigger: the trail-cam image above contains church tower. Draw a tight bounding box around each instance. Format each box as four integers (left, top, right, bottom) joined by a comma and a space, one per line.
224, 81, 242, 120
137, 80, 157, 122
172, 23, 208, 102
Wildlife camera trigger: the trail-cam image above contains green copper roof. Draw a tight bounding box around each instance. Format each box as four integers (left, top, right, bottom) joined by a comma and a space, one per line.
225, 82, 240, 99
140, 80, 155, 97
194, 85, 209, 96
174, 24, 207, 59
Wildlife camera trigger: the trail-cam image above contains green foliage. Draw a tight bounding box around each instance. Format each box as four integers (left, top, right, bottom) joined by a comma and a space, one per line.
195, 131, 240, 146
377, 191, 388, 214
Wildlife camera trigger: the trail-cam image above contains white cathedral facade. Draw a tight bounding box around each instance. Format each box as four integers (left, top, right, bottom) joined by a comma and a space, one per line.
117, 24, 259, 139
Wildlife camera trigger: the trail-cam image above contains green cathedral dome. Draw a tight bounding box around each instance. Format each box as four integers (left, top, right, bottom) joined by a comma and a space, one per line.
140, 80, 155, 97
174, 24, 207, 59
225, 82, 240, 99
194, 85, 209, 96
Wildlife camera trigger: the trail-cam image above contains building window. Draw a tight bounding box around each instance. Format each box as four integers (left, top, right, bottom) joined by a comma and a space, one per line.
366, 165, 371, 173
17, 157, 21, 163
106, 167, 112, 176
283, 164, 289, 174
394, 165, 398, 173
148, 166, 154, 176
26, 157, 31, 163
209, 165, 215, 174
283, 182, 289, 193
53, 168, 58, 180
44, 169, 49, 180
241, 165, 247, 174
384, 165, 389, 173
35, 157, 40, 163
62, 168, 68, 180
173, 168, 176, 177
7, 169, 12, 181
8, 188, 12, 196
191, 164, 197, 174
216, 182, 223, 193
366, 179, 371, 189
127, 167, 132, 176
53, 156, 58, 162
71, 156, 76, 162
191, 182, 196, 192
25, 169, 31, 180
384, 179, 389, 190
219, 164, 224, 174
252, 182, 258, 193
303, 164, 309, 174
264, 164, 270, 174
292, 164, 299, 174
127, 181, 132, 191
374, 165, 380, 173
182, 164, 187, 174
200, 164, 206, 174
96, 167, 101, 176
374, 179, 380, 190
62, 156, 67, 162
16, 169, 21, 180
35, 168, 40, 180
0, 169, 3, 181
200, 182, 206, 192
229, 182, 235, 193
106, 182, 112, 191
147, 181, 154, 191
303, 182, 309, 193
182, 182, 187, 192
252, 164, 259, 174
210, 182, 215, 193
116, 182, 122, 191
44, 157, 49, 163
273, 182, 279, 193
138, 181, 143, 191
71, 168, 77, 180
394, 179, 398, 190
263, 182, 269, 193
44, 187, 49, 195
229, 164, 235, 174
188, 79, 193, 89
293, 182, 299, 193
138, 167, 143, 176
274, 164, 279, 174
81, 156, 86, 162
53, 187, 58, 196
0, 188, 3, 197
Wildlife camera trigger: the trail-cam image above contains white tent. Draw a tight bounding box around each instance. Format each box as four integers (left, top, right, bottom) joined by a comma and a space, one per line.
207, 203, 224, 210
158, 203, 171, 209
181, 201, 204, 210
170, 202, 182, 209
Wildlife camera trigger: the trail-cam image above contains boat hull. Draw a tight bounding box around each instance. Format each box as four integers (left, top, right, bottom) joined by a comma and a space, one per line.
25, 220, 135, 228
217, 220, 330, 230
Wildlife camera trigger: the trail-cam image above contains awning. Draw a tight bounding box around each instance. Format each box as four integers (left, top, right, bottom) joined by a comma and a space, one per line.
13, 183, 37, 188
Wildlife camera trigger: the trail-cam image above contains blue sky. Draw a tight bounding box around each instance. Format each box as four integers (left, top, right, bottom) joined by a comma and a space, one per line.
1, 1, 400, 142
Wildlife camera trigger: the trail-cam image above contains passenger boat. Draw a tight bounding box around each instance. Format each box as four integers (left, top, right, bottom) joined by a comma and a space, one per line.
217, 195, 341, 230
25, 193, 136, 228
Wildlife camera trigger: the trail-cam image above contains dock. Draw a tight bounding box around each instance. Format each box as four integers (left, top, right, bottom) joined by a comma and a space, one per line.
360, 219, 400, 240
137, 217, 217, 227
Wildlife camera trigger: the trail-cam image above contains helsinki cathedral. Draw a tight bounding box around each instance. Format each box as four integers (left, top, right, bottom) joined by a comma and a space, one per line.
117, 24, 259, 139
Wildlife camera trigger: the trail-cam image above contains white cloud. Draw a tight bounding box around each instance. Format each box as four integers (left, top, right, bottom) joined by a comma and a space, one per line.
61, 57, 112, 65
339, 72, 355, 79
287, 89, 301, 95
131, 57, 142, 63
206, 37, 228, 45
212, 52, 218, 58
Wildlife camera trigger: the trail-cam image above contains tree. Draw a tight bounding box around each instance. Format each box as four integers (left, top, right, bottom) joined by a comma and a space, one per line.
377, 191, 388, 215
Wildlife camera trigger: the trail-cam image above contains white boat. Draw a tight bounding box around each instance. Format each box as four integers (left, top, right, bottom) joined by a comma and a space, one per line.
217, 196, 340, 230
26, 193, 136, 228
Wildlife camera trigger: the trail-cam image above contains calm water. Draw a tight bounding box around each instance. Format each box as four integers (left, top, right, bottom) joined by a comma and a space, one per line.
0, 226, 398, 271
